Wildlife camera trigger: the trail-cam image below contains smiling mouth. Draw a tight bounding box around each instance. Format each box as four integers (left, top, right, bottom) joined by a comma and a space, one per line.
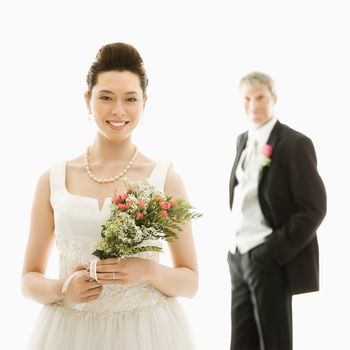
107, 121, 129, 127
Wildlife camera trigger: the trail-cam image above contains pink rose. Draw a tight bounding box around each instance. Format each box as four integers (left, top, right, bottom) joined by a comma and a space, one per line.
170, 200, 179, 209
262, 144, 272, 158
135, 212, 143, 220
160, 202, 171, 210
137, 200, 145, 208
155, 195, 163, 202
118, 204, 127, 211
159, 210, 168, 217
112, 196, 121, 205
120, 193, 129, 201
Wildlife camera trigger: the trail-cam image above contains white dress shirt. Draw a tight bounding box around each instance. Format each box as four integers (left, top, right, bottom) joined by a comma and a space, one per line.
230, 117, 278, 254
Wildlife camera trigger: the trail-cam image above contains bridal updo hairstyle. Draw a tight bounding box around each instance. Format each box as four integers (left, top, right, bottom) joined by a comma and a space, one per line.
86, 42, 148, 95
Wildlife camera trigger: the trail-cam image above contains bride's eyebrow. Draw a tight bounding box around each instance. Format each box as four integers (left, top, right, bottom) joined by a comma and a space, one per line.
97, 89, 114, 94
96, 90, 139, 95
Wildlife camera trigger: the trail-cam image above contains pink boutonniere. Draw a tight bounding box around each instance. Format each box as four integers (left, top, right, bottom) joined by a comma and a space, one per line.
261, 144, 272, 168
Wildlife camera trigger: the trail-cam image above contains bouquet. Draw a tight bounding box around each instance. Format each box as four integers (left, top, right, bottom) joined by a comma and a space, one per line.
92, 179, 202, 259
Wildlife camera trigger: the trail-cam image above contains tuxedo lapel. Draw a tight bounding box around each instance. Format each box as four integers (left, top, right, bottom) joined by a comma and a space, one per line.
258, 121, 282, 185
229, 132, 248, 209
230, 121, 282, 209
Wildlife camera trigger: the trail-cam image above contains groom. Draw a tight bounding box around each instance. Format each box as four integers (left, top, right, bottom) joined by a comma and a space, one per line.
227, 71, 327, 350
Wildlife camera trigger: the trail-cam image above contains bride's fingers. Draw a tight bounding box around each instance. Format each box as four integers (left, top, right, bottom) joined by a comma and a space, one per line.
97, 279, 128, 285
87, 281, 103, 289
84, 293, 102, 303
86, 261, 122, 274
82, 287, 103, 301
78, 270, 96, 281
86, 285, 103, 294
96, 258, 122, 265
96, 272, 124, 281
94, 265, 124, 273
73, 264, 89, 272
83, 283, 103, 293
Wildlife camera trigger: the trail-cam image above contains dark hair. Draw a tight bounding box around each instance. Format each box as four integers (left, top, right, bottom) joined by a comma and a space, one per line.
86, 42, 148, 95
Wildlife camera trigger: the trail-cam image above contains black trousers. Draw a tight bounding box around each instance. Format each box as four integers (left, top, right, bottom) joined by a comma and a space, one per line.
227, 245, 293, 350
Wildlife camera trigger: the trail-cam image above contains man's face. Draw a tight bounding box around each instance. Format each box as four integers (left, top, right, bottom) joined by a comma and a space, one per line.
241, 82, 277, 128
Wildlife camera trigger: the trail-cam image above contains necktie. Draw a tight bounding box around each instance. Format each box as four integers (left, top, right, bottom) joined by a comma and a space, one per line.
242, 139, 257, 171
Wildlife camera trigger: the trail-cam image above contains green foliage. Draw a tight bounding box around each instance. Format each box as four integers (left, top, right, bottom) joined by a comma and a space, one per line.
92, 179, 202, 259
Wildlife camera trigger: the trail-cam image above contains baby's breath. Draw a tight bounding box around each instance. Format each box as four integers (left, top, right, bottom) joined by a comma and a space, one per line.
92, 179, 202, 259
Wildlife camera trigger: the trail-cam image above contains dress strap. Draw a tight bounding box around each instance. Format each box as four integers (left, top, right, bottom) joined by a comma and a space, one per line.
148, 161, 171, 193
50, 161, 67, 196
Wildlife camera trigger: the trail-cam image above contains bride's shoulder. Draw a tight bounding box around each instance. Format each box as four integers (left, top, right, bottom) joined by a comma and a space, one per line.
135, 152, 157, 175
66, 154, 85, 172
35, 169, 50, 190
164, 163, 188, 199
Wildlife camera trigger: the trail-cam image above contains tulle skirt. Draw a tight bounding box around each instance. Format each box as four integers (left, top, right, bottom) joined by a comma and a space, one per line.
27, 298, 194, 350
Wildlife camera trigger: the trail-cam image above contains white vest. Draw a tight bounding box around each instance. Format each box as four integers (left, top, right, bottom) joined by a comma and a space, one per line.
230, 118, 277, 254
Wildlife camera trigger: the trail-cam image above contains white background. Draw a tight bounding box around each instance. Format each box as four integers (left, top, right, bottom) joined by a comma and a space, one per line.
1, 1, 349, 349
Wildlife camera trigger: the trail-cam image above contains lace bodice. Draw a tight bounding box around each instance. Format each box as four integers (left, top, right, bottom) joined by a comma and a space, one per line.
50, 161, 170, 313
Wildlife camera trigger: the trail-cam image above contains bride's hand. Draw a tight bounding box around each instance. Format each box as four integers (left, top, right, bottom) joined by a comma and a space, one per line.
62, 264, 103, 303
92, 258, 156, 285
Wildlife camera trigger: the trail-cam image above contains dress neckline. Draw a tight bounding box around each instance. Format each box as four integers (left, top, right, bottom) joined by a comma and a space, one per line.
63, 160, 159, 211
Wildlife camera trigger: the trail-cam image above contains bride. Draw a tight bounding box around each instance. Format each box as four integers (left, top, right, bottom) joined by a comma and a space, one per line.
21, 42, 198, 349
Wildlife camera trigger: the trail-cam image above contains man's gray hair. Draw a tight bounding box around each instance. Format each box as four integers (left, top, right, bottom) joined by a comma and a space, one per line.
239, 71, 277, 97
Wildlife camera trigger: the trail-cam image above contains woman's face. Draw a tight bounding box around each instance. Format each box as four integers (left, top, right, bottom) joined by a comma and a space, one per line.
85, 70, 146, 142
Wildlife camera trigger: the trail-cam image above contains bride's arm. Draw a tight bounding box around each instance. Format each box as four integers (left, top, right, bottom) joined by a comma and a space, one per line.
21, 171, 102, 305
21, 171, 65, 304
148, 166, 198, 298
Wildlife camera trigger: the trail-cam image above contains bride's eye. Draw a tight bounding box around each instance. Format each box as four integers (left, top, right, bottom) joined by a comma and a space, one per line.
126, 97, 137, 102
100, 96, 112, 101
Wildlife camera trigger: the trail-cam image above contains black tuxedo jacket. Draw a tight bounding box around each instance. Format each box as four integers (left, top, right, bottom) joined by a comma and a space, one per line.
229, 121, 327, 294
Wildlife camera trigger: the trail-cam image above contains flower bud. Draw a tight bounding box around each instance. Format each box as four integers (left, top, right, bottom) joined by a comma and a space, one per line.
118, 204, 127, 211
135, 212, 144, 220
262, 144, 272, 157
112, 196, 121, 205
161, 202, 171, 210
159, 210, 169, 217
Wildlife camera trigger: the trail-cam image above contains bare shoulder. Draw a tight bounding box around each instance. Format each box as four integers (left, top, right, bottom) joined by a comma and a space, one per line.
36, 169, 50, 193
32, 169, 52, 210
66, 154, 85, 172
133, 152, 157, 178
164, 164, 188, 200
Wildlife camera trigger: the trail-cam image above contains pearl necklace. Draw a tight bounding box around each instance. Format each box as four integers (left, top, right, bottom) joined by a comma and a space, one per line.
84, 146, 138, 184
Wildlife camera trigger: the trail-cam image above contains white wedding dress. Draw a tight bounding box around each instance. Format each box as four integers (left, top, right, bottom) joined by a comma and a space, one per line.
27, 161, 194, 350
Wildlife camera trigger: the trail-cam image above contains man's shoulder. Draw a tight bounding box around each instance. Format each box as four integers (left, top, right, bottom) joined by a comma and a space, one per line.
237, 130, 248, 141
278, 122, 311, 143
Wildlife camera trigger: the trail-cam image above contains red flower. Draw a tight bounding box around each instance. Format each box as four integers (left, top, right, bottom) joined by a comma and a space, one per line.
262, 144, 272, 158
135, 212, 144, 220
137, 200, 145, 208
155, 195, 164, 202
118, 204, 127, 211
160, 202, 171, 210
125, 202, 132, 209
159, 210, 168, 217
170, 200, 178, 209
112, 196, 121, 205
120, 193, 129, 201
